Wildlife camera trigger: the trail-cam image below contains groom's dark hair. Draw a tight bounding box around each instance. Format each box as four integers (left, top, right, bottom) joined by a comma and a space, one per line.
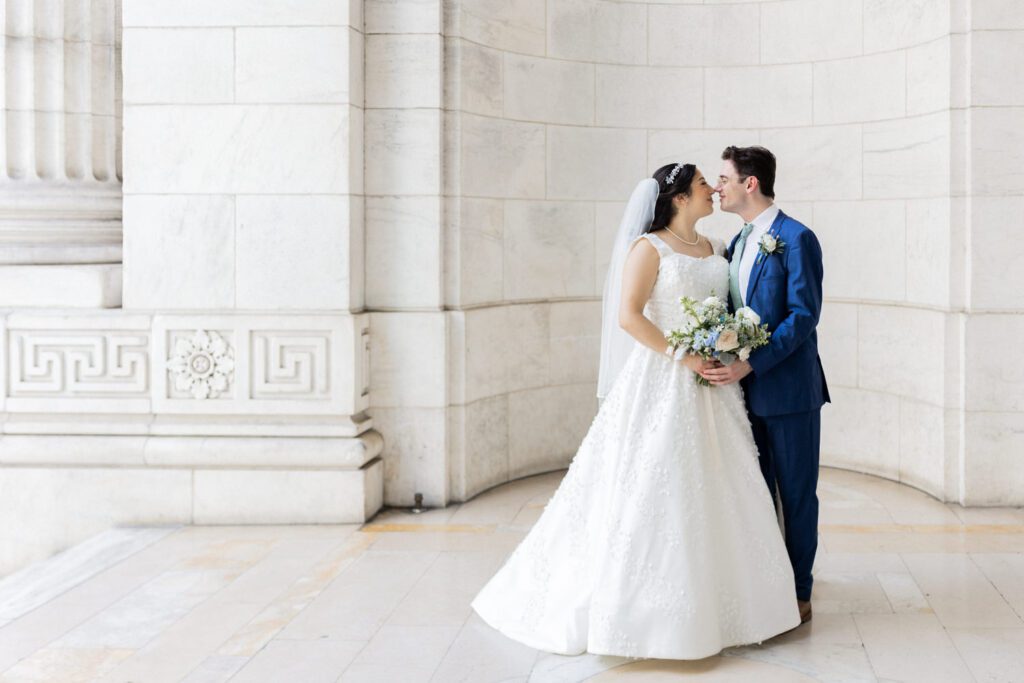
721, 146, 776, 199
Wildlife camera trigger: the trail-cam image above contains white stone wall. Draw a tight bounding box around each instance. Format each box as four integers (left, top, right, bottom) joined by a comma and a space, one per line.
122, 1, 364, 311
114, 0, 378, 519
738, 0, 959, 499
0, 0, 382, 576
4, 0, 1024, 575
362, 0, 447, 506
960, 3, 1024, 504
811, 0, 1024, 505
367, 0, 1024, 507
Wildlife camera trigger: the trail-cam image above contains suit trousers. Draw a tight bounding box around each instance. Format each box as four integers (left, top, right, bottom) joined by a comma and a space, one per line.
750, 408, 821, 602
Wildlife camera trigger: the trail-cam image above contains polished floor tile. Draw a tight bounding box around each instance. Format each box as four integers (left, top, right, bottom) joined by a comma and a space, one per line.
971, 552, 1024, 619
876, 572, 931, 613
947, 627, 1024, 683
385, 551, 507, 628
813, 571, 894, 615
0, 527, 176, 624
338, 662, 436, 683
902, 554, 1023, 629
0, 646, 135, 682
178, 655, 248, 683
589, 656, 821, 681
854, 613, 976, 682
352, 624, 461, 671
1, 468, 1022, 682
430, 614, 539, 683
528, 652, 631, 682
229, 639, 363, 683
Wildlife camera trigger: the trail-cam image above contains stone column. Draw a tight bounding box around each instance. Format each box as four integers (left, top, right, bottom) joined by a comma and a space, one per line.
0, 0, 122, 307
957, 1, 1024, 504
364, 0, 448, 506
113, 0, 378, 523
0, 0, 378, 575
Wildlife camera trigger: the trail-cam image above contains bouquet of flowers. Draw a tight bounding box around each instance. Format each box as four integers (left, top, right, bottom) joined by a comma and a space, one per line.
665, 295, 771, 387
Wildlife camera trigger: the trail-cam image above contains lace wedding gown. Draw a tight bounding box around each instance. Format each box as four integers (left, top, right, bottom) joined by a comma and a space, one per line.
472, 233, 801, 660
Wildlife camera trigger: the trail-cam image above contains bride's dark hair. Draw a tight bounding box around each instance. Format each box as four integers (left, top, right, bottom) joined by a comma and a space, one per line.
646, 163, 696, 233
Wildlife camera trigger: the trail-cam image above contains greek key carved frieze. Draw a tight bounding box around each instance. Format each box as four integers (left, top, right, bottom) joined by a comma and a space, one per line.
9, 331, 149, 397
251, 332, 330, 399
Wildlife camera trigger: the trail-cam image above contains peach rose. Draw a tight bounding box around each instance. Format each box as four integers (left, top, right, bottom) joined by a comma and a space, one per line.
715, 329, 739, 352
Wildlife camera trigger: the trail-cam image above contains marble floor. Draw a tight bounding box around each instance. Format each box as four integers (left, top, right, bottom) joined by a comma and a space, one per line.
1, 468, 1024, 682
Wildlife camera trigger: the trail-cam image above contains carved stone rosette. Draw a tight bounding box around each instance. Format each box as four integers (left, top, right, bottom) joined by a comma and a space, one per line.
166, 329, 235, 400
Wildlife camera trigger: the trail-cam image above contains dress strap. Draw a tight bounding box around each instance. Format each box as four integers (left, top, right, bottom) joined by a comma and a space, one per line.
641, 232, 674, 258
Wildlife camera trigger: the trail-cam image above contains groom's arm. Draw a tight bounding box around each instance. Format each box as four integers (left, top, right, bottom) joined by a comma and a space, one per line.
747, 228, 824, 377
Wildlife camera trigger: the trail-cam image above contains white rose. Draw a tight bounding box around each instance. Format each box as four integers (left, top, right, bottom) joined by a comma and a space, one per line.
736, 307, 760, 325
738, 347, 751, 361
761, 234, 778, 251
715, 329, 740, 352
703, 295, 724, 309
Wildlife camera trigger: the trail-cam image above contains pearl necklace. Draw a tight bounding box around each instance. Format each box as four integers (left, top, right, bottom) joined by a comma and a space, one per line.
664, 227, 701, 246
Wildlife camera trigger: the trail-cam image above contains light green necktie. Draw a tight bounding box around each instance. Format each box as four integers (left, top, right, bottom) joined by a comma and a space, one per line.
729, 223, 755, 310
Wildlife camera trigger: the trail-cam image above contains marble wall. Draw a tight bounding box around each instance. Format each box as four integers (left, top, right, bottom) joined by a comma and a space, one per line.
959, 2, 1024, 504
368, 0, 610, 506
370, 0, 1024, 507
362, 0, 447, 506
727, 0, 961, 500
806, 0, 1024, 505
122, 0, 365, 311
115, 0, 379, 523
0, 0, 382, 575
3, 0, 1023, 576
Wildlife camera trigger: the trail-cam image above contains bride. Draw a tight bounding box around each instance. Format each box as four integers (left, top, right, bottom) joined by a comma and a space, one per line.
471, 163, 801, 659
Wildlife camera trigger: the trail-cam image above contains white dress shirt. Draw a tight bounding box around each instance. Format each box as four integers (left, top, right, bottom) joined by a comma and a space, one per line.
737, 204, 780, 306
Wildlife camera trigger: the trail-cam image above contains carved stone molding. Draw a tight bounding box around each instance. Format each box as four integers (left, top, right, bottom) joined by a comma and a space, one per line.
0, 313, 370, 436
0, 312, 370, 434
9, 330, 148, 397
251, 332, 330, 400
166, 329, 235, 400
151, 314, 370, 428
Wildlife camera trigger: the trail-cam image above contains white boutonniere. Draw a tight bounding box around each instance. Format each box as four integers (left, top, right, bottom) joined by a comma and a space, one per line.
757, 232, 786, 263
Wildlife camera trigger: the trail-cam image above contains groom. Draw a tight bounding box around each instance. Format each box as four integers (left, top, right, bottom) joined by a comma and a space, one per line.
704, 145, 829, 624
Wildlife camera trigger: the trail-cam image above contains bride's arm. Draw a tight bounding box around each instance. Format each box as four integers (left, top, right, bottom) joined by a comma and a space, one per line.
618, 240, 708, 374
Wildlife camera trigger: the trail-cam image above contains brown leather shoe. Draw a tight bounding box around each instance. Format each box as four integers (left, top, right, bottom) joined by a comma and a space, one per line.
798, 599, 812, 624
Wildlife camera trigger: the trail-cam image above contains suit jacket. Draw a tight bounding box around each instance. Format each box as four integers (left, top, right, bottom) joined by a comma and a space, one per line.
727, 209, 830, 417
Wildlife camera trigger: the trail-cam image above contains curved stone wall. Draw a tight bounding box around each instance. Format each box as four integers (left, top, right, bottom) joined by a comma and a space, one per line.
371, 0, 1023, 505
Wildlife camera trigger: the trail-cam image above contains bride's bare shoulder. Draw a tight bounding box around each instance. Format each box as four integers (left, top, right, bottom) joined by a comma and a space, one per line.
628, 233, 660, 257
623, 234, 661, 271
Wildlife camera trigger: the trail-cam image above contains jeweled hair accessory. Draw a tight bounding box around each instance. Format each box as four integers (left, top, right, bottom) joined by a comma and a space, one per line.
665, 163, 683, 186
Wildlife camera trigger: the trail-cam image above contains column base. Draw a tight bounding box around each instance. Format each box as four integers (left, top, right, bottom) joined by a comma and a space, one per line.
0, 309, 377, 574
0, 264, 122, 307
0, 433, 384, 574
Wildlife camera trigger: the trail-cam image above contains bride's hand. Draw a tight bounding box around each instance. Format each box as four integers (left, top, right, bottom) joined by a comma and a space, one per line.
679, 354, 713, 375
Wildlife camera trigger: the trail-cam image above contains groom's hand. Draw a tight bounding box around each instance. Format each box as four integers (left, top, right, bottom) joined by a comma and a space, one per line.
703, 360, 752, 385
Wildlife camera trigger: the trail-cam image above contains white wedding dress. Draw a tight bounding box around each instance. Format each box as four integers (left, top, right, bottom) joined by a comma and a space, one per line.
472, 233, 801, 660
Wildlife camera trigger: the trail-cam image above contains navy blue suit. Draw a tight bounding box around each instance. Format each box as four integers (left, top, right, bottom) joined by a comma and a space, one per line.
727, 209, 829, 602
